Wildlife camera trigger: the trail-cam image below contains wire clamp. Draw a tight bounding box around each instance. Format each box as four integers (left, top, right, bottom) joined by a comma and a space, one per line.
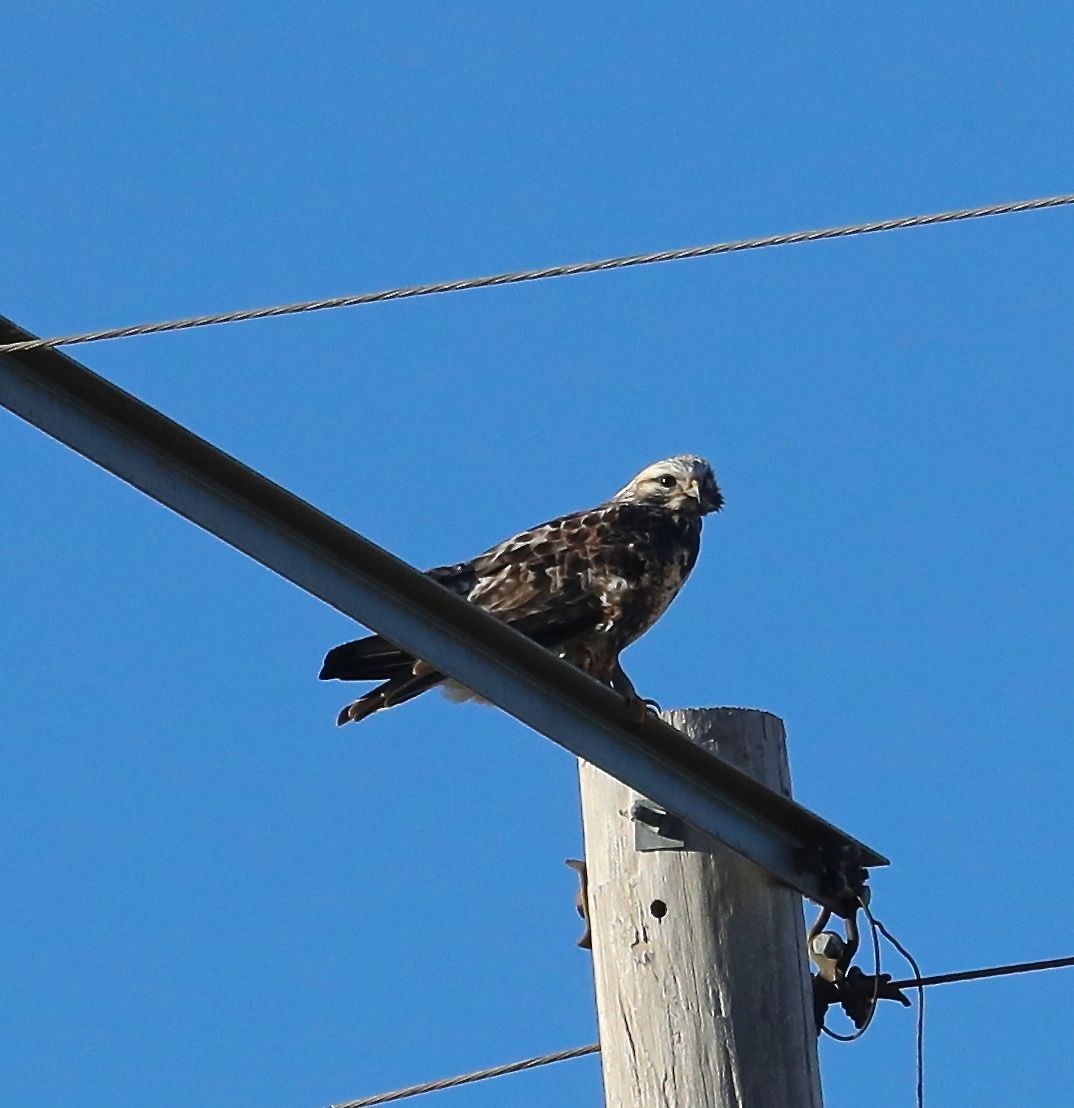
808, 905, 910, 1035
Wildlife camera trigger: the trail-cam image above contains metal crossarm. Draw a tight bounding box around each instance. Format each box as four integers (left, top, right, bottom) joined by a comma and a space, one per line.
0, 314, 886, 913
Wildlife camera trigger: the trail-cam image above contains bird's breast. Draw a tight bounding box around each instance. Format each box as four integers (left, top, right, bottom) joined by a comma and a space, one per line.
594, 510, 701, 646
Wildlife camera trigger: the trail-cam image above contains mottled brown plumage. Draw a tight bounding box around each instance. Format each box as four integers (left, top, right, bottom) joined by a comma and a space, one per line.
320, 455, 722, 725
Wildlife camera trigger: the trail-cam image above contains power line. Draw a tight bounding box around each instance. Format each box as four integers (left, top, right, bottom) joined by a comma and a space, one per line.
3, 192, 1073, 356
872, 913, 926, 1108
327, 1043, 600, 1108
327, 953, 1074, 1106
890, 953, 1074, 991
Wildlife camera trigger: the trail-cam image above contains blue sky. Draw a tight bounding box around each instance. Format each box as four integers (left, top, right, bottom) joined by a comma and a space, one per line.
3, 4, 1074, 1105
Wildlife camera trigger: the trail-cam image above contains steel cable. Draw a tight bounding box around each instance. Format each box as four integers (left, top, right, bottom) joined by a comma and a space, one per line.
3, 193, 1073, 355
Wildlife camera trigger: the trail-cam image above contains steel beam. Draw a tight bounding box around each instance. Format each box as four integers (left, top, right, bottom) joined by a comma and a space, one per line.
0, 314, 886, 913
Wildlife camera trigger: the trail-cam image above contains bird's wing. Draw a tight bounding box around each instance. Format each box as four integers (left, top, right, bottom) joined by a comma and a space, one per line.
460, 508, 611, 642
320, 506, 618, 683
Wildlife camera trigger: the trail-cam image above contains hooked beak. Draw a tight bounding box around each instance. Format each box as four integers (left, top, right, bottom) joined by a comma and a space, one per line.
685, 479, 701, 502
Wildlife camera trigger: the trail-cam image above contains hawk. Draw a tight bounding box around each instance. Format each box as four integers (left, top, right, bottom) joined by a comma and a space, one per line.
320, 455, 723, 726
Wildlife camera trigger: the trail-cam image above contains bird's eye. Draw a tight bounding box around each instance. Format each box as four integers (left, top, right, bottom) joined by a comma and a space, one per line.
658, 474, 678, 489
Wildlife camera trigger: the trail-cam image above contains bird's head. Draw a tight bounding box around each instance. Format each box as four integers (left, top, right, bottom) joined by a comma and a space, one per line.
611, 455, 723, 515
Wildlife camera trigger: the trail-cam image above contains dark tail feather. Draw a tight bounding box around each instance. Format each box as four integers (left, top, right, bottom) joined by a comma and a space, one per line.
320, 635, 415, 681
322, 608, 599, 683
336, 671, 444, 726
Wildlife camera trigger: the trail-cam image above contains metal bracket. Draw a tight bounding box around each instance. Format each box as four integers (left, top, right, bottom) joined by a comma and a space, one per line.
798, 843, 872, 918
631, 799, 689, 851
565, 859, 592, 949
633, 804, 874, 920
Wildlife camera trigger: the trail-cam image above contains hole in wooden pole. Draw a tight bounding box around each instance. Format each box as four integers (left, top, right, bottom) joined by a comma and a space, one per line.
650, 899, 668, 919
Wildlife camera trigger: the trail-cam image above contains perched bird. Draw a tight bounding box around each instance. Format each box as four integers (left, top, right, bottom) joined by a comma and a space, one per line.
320, 455, 723, 726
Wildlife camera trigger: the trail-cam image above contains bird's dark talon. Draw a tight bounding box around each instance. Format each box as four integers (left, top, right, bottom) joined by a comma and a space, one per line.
623, 694, 653, 726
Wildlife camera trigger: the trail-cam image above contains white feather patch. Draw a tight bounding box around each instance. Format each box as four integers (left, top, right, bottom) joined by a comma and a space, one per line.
440, 680, 492, 706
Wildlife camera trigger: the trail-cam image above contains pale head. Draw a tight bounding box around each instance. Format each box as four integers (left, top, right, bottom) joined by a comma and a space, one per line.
611, 455, 723, 515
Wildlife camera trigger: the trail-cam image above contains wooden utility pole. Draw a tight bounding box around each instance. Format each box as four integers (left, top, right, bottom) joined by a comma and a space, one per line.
579, 707, 823, 1107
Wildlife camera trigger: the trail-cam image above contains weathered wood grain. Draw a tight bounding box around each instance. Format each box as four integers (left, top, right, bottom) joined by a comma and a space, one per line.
579, 707, 823, 1107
